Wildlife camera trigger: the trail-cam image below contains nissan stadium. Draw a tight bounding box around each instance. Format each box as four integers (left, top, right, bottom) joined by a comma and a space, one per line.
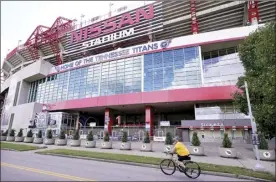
0, 1, 275, 143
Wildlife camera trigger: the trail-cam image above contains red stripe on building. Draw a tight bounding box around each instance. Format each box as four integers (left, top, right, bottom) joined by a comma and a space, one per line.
49, 85, 238, 110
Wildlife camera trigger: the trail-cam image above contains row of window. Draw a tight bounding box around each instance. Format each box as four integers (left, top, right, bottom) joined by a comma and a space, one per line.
28, 46, 243, 104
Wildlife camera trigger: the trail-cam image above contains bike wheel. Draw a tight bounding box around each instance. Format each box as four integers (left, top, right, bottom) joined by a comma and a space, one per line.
183, 161, 201, 179
160, 159, 176, 175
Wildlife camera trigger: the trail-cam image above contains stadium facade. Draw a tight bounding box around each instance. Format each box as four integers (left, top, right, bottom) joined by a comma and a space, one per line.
1, 1, 275, 142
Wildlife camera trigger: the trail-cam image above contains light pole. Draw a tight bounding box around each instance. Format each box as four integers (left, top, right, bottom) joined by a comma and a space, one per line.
18, 40, 22, 47
80, 14, 85, 28
243, 81, 264, 171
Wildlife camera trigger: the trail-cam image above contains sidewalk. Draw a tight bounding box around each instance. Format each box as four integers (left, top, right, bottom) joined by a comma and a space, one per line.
12, 140, 275, 175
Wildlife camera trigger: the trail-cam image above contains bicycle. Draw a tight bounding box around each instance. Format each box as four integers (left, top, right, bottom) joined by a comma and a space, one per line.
160, 152, 201, 179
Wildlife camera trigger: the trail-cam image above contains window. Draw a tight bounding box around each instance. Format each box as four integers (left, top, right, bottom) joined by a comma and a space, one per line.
143, 46, 201, 92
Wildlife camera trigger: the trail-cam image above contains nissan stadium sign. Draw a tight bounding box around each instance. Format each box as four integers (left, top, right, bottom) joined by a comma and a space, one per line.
49, 38, 175, 74
82, 28, 135, 48
70, 4, 154, 44
64, 2, 163, 52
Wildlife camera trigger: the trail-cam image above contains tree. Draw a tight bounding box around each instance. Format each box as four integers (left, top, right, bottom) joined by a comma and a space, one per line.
87, 131, 94, 141
191, 132, 201, 146
143, 131, 150, 143
59, 130, 66, 139
8, 129, 15, 137
122, 131, 128, 143
103, 131, 110, 142
222, 133, 232, 148
1, 130, 8, 136
37, 130, 42, 138
17, 129, 23, 137
165, 132, 173, 145
233, 23, 276, 139
73, 129, 80, 140
258, 134, 268, 150
46, 129, 53, 139
27, 130, 33, 138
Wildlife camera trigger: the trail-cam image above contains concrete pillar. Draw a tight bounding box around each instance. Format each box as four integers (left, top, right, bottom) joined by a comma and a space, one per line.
145, 106, 154, 137
104, 108, 114, 134
17, 80, 30, 105
75, 113, 80, 130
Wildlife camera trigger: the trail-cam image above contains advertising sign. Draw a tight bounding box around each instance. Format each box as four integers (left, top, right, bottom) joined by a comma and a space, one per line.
160, 121, 170, 126
50, 39, 172, 74
70, 4, 154, 44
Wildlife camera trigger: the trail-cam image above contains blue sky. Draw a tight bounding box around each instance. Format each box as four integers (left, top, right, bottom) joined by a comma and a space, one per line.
1, 1, 151, 68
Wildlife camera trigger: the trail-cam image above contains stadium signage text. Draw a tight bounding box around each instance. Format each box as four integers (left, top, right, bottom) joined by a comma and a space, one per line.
82, 28, 135, 48
70, 4, 154, 43
51, 39, 171, 74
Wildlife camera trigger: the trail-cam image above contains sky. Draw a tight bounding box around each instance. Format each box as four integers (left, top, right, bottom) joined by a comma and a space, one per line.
1, 1, 150, 69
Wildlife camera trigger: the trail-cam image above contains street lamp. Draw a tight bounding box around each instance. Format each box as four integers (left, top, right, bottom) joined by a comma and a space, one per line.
18, 40, 22, 47
242, 81, 264, 171
80, 14, 85, 28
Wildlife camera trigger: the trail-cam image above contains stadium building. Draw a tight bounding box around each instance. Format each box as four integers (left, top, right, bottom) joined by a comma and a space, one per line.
1, 1, 275, 142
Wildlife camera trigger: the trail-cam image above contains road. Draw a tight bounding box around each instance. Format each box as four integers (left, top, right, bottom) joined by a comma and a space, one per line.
1, 150, 250, 181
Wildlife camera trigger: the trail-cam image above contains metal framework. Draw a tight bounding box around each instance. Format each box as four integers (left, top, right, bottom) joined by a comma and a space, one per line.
190, 0, 199, 34
248, 0, 259, 25
24, 25, 50, 60
24, 17, 73, 65
47, 17, 74, 65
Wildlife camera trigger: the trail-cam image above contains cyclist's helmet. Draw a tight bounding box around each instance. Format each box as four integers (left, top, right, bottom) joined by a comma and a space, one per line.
173, 136, 179, 142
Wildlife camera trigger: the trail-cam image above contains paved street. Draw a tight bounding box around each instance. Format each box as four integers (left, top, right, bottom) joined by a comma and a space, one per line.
8, 140, 275, 175
1, 150, 249, 181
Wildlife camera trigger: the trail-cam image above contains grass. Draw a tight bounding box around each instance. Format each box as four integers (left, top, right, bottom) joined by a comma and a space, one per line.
0, 142, 39, 151
37, 149, 275, 181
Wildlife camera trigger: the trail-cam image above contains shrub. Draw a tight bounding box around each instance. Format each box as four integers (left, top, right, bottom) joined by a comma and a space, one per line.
73, 129, 80, 140
1, 130, 8, 136
165, 132, 173, 145
143, 131, 150, 143
8, 129, 15, 137
191, 132, 201, 146
222, 133, 232, 148
59, 130, 66, 140
17, 129, 23, 137
122, 131, 128, 143
258, 134, 268, 150
103, 131, 110, 142
37, 130, 42, 138
46, 129, 53, 139
87, 131, 94, 141
27, 130, 33, 137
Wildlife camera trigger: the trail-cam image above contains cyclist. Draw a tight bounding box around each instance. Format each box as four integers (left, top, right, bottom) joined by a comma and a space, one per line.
170, 137, 191, 169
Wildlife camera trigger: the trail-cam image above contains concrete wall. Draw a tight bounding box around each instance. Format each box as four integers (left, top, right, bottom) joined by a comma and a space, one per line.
1, 60, 54, 93
17, 80, 30, 105
0, 60, 53, 132
10, 102, 43, 133
188, 129, 248, 143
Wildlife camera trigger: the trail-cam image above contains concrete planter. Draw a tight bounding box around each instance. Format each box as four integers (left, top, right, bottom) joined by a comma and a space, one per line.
120, 142, 131, 150
164, 145, 173, 153
24, 137, 34, 143
85, 141, 96, 148
70, 140, 81, 147
44, 138, 55, 145
6, 136, 15, 142
219, 147, 237, 158
0, 136, 7, 141
33, 138, 43, 144
101, 141, 112, 149
189, 146, 204, 156
15, 137, 24, 142
56, 139, 67, 146
254, 149, 275, 161
141, 143, 153, 152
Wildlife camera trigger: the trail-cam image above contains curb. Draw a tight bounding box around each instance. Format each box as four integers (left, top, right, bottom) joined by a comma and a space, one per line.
36, 152, 273, 181
1, 148, 18, 152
